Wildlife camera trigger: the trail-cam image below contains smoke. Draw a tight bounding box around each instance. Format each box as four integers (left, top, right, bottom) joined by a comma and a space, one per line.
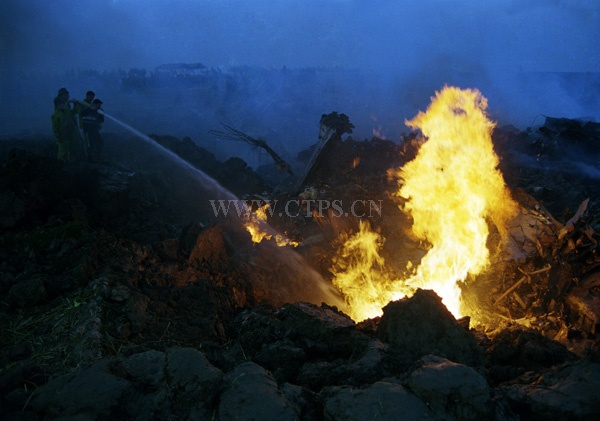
573, 162, 600, 179
1, 0, 599, 165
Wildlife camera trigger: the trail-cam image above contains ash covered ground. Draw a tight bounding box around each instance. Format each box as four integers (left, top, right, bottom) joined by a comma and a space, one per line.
1, 112, 600, 420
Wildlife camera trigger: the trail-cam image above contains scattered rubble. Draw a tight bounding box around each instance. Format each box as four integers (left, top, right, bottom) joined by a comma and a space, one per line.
1, 114, 600, 419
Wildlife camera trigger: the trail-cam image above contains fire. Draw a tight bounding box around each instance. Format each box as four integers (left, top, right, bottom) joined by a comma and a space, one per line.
244, 204, 299, 247
331, 220, 411, 322
254, 203, 270, 221
332, 86, 519, 321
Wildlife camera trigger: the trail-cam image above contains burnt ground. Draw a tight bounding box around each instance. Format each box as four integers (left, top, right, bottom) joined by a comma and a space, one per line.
1, 117, 600, 420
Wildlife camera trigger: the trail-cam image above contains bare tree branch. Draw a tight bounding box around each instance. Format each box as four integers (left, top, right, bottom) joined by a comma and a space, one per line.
209, 123, 294, 175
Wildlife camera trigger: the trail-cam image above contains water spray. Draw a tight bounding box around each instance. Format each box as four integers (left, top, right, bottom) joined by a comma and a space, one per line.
103, 112, 238, 201
101, 111, 345, 308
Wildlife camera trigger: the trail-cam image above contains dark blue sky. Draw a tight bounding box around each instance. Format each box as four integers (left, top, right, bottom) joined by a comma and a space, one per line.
1, 0, 599, 149
2, 0, 599, 73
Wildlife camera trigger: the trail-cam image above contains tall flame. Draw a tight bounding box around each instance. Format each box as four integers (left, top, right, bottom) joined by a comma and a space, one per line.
331, 86, 518, 321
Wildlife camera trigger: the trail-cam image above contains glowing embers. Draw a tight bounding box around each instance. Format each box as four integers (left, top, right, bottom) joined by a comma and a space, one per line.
332, 86, 519, 322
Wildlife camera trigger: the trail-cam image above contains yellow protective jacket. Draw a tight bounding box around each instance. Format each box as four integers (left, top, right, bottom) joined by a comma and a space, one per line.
51, 106, 80, 162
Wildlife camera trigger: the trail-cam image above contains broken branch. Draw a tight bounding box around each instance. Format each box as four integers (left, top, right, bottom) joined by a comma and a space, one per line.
495, 264, 552, 305
518, 264, 552, 277
558, 198, 590, 240
209, 123, 294, 175
495, 275, 528, 306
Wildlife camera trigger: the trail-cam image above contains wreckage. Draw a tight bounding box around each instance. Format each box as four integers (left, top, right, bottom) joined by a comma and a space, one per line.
1, 86, 600, 419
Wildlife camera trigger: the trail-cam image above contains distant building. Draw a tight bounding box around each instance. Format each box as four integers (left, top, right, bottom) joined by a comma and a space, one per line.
154, 63, 208, 76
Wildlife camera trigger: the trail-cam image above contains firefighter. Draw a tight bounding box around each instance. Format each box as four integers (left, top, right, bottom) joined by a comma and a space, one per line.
81, 90, 95, 109
74, 90, 95, 159
75, 91, 95, 127
75, 90, 95, 127
51, 88, 82, 163
81, 98, 105, 162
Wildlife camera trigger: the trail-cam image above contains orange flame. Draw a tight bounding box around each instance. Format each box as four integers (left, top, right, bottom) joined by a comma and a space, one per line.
254, 203, 269, 221
331, 86, 519, 322
244, 204, 299, 247
331, 220, 411, 322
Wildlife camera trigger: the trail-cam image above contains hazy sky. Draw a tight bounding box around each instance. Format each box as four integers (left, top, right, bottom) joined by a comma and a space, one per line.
2, 0, 599, 73
1, 0, 599, 146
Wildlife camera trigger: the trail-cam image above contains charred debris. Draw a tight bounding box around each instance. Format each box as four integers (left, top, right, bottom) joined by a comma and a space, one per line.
1, 114, 600, 419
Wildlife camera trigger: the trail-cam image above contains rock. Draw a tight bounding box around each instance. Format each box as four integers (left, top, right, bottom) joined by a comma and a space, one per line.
218, 362, 299, 421
280, 382, 321, 421
235, 302, 359, 357
297, 339, 390, 389
122, 350, 171, 420
27, 347, 224, 420
486, 325, 576, 385
166, 347, 224, 417
277, 302, 359, 356
377, 289, 486, 366
501, 359, 600, 420
408, 355, 495, 420
321, 381, 434, 421
296, 361, 337, 391
348, 338, 387, 368
122, 349, 165, 388
236, 303, 408, 390
30, 359, 130, 418
330, 339, 389, 384
254, 339, 307, 381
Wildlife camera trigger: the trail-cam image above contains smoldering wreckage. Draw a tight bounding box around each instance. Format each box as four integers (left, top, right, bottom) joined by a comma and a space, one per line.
1, 86, 600, 420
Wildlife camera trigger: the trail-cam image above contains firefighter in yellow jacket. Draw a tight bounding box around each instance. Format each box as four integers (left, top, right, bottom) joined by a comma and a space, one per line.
51, 88, 82, 163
